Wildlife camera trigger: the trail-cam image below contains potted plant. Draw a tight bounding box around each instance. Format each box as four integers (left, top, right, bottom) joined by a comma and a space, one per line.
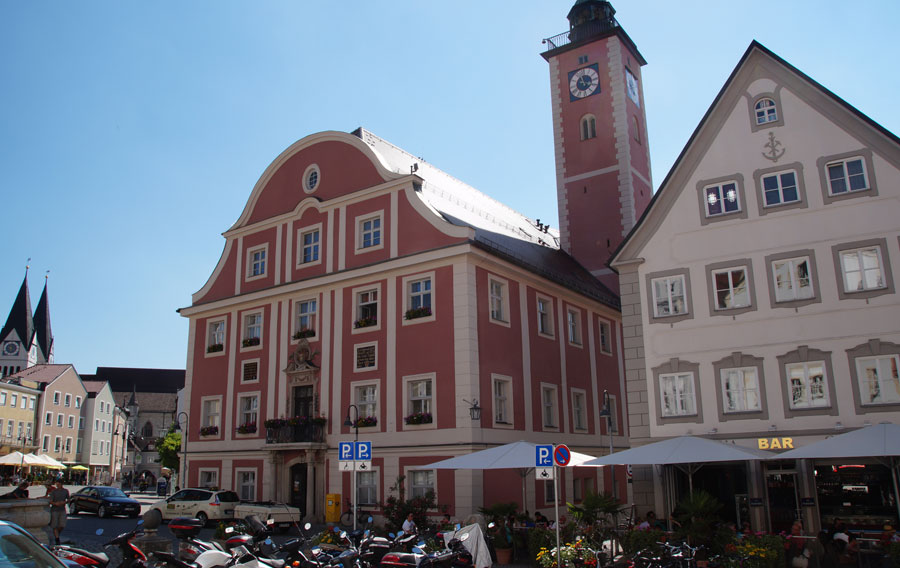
404, 412, 433, 425
354, 317, 377, 329
356, 416, 378, 427
236, 422, 257, 434
293, 328, 315, 339
311, 415, 327, 426
207, 343, 224, 353
242, 337, 260, 347
263, 418, 288, 429
199, 425, 219, 436
673, 490, 726, 566
404, 306, 432, 320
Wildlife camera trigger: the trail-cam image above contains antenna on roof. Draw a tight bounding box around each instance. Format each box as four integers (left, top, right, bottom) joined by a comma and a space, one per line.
410, 163, 418, 174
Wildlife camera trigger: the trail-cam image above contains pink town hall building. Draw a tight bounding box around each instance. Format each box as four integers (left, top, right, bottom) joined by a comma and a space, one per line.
179, 0, 648, 522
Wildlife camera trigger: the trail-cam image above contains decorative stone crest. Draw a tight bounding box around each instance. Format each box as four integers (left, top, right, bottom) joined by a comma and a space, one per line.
284, 338, 319, 385
762, 131, 785, 162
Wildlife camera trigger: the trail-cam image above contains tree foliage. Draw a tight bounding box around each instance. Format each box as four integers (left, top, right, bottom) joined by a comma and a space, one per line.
156, 430, 182, 472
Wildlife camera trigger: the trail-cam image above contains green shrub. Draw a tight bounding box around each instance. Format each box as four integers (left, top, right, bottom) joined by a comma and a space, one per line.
619, 528, 666, 555
379, 475, 447, 532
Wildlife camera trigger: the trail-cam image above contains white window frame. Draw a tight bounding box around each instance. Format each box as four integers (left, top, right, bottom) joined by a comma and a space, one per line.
237, 393, 260, 432
487, 275, 510, 326
56, 414, 63, 427
540, 383, 559, 430
651, 275, 688, 318
75, 396, 82, 409
198, 468, 219, 490
67, 415, 74, 429
720, 367, 762, 413
355, 211, 384, 253
606, 395, 619, 434
354, 342, 378, 372
44, 412, 51, 425
242, 310, 263, 349
53, 391, 60, 405
296, 223, 323, 268
754, 97, 777, 125
54, 436, 61, 452
354, 381, 379, 423
659, 372, 697, 417
536, 295, 554, 338
408, 469, 435, 500
206, 317, 227, 357
201, 396, 222, 429
236, 468, 257, 501
403, 373, 436, 430
357, 469, 378, 506
772, 256, 814, 302
79, 416, 84, 430
580, 114, 597, 140
241, 359, 260, 383
246, 244, 268, 281
566, 307, 583, 347
302, 163, 320, 194
826, 157, 869, 195
703, 181, 741, 217
598, 318, 612, 354
839, 246, 886, 293
402, 272, 435, 325
290, 297, 318, 340
711, 266, 751, 310
42, 435, 49, 451
760, 170, 800, 207
855, 355, 900, 406
5, 421, 11, 438
352, 284, 381, 333
786, 361, 830, 409
10, 393, 17, 408
544, 479, 560, 505
0, 391, 5, 405
571, 388, 588, 431
492, 374, 513, 428
65, 437, 72, 453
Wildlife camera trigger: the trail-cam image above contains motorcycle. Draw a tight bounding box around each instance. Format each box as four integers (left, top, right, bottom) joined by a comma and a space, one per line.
169, 517, 227, 562
53, 521, 149, 568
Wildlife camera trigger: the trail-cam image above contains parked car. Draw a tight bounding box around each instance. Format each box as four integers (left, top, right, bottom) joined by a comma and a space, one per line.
68, 486, 142, 518
150, 488, 240, 524
0, 519, 69, 567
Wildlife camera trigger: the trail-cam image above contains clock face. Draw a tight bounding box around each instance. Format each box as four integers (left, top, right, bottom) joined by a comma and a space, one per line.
3, 342, 18, 356
568, 64, 601, 101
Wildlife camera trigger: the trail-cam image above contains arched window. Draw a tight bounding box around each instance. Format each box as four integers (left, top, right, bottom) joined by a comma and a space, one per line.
755, 98, 777, 125
580, 115, 597, 140
142, 421, 154, 437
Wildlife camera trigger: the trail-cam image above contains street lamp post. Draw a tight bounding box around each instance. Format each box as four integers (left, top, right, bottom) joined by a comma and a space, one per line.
598, 390, 617, 555
18, 435, 32, 481
172, 412, 189, 490
343, 404, 359, 531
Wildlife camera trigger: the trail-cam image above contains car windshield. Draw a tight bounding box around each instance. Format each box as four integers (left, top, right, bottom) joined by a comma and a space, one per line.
97, 488, 127, 498
217, 491, 240, 503
0, 524, 65, 567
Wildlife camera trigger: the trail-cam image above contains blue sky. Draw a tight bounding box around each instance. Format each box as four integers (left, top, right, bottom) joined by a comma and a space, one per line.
1, 1, 898, 374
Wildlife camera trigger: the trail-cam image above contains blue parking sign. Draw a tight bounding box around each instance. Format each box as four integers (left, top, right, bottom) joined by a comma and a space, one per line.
355, 441, 372, 460
339, 442, 354, 461
536, 445, 553, 467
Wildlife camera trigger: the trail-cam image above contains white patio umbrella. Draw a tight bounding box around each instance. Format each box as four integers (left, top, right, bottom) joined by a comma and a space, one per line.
582, 435, 775, 494
420, 440, 600, 563
32, 454, 66, 469
0, 451, 45, 467
774, 423, 900, 522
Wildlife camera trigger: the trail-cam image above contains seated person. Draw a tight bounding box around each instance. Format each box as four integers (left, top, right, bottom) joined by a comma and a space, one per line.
534, 511, 548, 527
1, 483, 29, 499
638, 511, 665, 530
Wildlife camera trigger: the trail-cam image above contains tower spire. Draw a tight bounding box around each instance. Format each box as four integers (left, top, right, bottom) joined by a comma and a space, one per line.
34, 272, 53, 363
1, 271, 35, 349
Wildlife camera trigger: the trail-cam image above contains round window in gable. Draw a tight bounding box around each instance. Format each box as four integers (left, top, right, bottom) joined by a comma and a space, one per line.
303, 164, 320, 193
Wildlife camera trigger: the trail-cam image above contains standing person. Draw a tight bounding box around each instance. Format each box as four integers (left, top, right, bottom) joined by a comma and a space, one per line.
402, 512, 416, 533
48, 480, 69, 545
785, 521, 810, 568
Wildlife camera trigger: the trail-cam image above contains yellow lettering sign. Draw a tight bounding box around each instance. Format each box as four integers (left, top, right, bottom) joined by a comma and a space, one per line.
758, 439, 768, 450
757, 437, 795, 450
782, 437, 794, 449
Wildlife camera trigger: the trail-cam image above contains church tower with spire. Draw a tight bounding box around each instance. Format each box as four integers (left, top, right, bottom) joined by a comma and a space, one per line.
1, 269, 54, 377
542, 0, 653, 293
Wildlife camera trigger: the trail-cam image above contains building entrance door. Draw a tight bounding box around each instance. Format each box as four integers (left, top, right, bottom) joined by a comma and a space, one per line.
765, 466, 801, 534
290, 463, 307, 517
293, 385, 314, 418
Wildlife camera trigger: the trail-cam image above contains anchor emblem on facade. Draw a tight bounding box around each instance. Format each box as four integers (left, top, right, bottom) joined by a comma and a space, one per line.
762, 131, 785, 162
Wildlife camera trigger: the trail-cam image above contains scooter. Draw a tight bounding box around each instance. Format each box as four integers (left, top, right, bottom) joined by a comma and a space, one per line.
169, 517, 228, 562
53, 521, 149, 568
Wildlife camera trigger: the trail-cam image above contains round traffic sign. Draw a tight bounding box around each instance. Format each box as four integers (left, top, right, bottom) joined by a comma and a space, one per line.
553, 444, 571, 466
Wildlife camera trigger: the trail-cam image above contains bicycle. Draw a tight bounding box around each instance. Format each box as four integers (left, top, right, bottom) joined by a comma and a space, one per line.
339, 499, 371, 528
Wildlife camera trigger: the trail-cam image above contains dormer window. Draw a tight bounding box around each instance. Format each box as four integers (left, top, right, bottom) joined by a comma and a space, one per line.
755, 98, 777, 125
